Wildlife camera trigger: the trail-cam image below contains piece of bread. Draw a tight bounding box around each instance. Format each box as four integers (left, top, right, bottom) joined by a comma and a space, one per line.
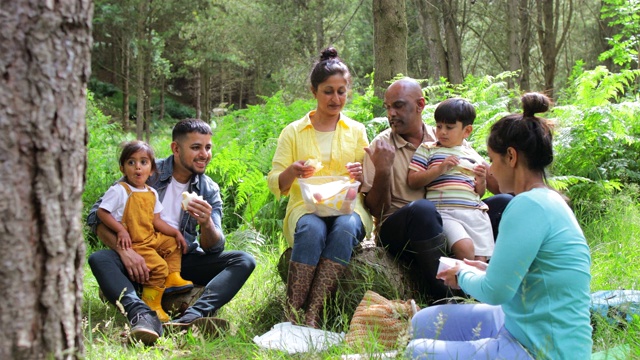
181, 191, 203, 210
456, 158, 477, 176
304, 158, 324, 172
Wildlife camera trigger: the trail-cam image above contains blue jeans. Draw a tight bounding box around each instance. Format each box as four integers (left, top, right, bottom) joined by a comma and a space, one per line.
290, 213, 365, 266
407, 303, 533, 360
88, 248, 255, 319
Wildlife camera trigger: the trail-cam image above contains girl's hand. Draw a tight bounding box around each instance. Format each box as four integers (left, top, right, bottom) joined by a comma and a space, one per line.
292, 160, 316, 179
117, 230, 132, 250
463, 258, 488, 271
175, 233, 188, 254
437, 264, 461, 289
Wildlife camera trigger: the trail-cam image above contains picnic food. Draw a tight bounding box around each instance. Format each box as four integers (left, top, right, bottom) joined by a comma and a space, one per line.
304, 158, 324, 172
181, 191, 203, 210
456, 158, 477, 176
299, 176, 360, 216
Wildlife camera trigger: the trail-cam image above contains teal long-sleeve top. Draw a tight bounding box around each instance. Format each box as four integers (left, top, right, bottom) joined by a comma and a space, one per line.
458, 188, 593, 359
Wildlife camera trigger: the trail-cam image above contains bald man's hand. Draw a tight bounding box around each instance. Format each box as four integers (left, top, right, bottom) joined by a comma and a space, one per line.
364, 140, 396, 173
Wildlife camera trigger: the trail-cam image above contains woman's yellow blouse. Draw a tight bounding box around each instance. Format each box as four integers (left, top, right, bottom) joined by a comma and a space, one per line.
267, 111, 373, 246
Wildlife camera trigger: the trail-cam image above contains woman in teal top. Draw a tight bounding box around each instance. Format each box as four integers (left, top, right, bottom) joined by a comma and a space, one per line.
407, 93, 592, 359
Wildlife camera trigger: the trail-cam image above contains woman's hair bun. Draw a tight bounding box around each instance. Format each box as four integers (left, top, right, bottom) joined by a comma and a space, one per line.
320, 47, 339, 61
521, 92, 551, 117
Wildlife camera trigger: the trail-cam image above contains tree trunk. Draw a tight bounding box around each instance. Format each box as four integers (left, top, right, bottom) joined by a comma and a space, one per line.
159, 77, 165, 122
519, 0, 532, 91
315, 0, 325, 52
0, 1, 91, 359
507, 0, 521, 88
144, 34, 151, 143
195, 70, 202, 120
373, 0, 408, 98
441, 0, 463, 84
535, 0, 572, 97
414, 0, 448, 81
121, 39, 130, 131
135, 0, 147, 140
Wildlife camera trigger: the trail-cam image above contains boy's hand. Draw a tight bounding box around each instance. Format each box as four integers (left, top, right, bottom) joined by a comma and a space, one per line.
473, 163, 487, 181
117, 230, 132, 249
439, 155, 459, 174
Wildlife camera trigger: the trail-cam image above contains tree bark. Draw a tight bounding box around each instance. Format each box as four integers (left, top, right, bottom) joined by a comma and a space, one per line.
195, 70, 202, 120
507, 0, 521, 88
135, 0, 147, 140
121, 39, 130, 131
373, 0, 408, 98
441, 0, 463, 84
0, 0, 91, 359
519, 0, 532, 91
535, 0, 572, 97
414, 0, 448, 81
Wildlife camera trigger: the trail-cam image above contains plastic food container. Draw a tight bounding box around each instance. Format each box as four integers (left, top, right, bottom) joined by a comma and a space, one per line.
298, 176, 360, 217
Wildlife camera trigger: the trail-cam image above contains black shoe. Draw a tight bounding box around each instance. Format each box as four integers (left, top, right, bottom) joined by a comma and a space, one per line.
129, 310, 163, 345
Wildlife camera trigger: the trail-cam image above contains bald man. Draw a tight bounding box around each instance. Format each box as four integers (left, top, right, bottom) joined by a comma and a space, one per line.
362, 78, 509, 303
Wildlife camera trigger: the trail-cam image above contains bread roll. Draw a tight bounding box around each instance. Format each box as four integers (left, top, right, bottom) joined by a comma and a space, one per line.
181, 191, 203, 210
456, 158, 476, 176
304, 158, 323, 172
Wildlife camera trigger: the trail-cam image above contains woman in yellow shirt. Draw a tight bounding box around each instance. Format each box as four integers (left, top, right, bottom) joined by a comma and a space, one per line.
267, 47, 373, 328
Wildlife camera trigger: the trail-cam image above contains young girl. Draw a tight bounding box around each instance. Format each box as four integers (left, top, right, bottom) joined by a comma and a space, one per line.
97, 140, 193, 322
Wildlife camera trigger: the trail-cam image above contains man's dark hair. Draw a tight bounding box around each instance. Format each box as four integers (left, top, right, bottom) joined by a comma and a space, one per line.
434, 98, 476, 126
172, 118, 213, 141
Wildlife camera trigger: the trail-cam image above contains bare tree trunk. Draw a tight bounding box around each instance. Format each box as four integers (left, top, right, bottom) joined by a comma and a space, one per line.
315, 0, 325, 52
0, 1, 91, 359
121, 40, 130, 131
414, 0, 448, 80
195, 70, 202, 120
441, 0, 463, 84
507, 0, 521, 88
159, 76, 165, 122
135, 0, 147, 140
373, 0, 408, 98
519, 0, 532, 91
144, 72, 151, 142
144, 30, 151, 143
535, 0, 572, 97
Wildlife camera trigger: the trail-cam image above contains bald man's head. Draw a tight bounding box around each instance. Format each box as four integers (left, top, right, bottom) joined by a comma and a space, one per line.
383, 78, 426, 136
389, 77, 423, 99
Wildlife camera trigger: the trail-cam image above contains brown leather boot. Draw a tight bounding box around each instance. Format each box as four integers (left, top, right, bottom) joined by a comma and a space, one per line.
285, 260, 316, 324
304, 257, 347, 328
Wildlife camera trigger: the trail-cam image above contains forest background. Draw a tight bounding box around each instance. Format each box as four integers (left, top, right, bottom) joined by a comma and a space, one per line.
81, 0, 640, 358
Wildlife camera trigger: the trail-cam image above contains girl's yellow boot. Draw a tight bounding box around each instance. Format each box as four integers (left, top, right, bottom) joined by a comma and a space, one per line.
141, 286, 170, 322
164, 272, 194, 295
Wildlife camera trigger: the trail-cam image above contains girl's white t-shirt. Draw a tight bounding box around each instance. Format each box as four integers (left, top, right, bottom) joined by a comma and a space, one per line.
160, 177, 189, 230
99, 183, 163, 222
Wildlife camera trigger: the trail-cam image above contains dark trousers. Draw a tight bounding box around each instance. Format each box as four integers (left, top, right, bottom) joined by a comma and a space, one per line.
377, 196, 512, 302
88, 249, 256, 320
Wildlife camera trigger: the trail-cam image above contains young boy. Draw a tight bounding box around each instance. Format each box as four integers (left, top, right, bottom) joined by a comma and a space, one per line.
97, 140, 194, 322
407, 98, 494, 262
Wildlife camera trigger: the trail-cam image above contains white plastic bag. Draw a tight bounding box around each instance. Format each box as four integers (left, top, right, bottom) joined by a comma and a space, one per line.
253, 322, 345, 354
